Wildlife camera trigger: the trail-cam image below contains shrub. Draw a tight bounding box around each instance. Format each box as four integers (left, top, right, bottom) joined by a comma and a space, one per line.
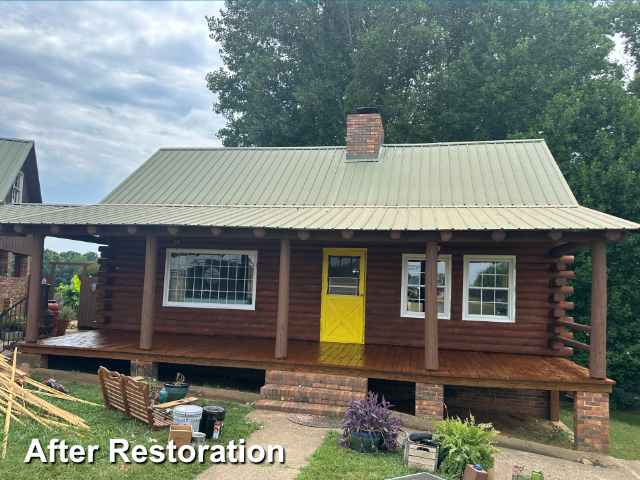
433, 413, 500, 478
57, 305, 77, 322
339, 391, 404, 453
55, 275, 81, 311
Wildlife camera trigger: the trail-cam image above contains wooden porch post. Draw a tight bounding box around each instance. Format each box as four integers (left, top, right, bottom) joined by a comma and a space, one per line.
25, 234, 44, 343
590, 242, 607, 379
275, 238, 291, 359
139, 235, 158, 350
425, 241, 439, 371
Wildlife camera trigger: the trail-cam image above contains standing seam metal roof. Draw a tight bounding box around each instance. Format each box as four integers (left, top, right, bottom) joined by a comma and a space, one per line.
100, 139, 578, 207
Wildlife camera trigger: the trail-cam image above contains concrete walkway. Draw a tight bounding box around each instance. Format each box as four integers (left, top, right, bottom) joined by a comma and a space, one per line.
494, 447, 640, 480
197, 410, 333, 480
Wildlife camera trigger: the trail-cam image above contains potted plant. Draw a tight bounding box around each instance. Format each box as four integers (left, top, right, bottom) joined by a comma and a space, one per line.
1, 315, 25, 343
162, 372, 190, 402
54, 305, 76, 337
339, 391, 404, 453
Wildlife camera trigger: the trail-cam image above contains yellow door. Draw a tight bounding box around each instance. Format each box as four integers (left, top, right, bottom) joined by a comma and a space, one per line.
320, 248, 367, 344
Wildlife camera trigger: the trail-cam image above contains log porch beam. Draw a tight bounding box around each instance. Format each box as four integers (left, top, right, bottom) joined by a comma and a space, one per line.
139, 235, 158, 350
590, 242, 607, 379
275, 238, 291, 360
424, 241, 439, 371
25, 234, 44, 343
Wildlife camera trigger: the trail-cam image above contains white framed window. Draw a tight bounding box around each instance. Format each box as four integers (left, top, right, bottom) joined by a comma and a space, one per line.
401, 254, 451, 319
463, 255, 516, 322
11, 171, 23, 204
163, 249, 257, 310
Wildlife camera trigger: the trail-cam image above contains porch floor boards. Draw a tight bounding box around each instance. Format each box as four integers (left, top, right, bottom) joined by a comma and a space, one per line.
18, 330, 614, 392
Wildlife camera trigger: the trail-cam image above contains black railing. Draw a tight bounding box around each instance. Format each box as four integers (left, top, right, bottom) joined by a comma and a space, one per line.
1, 296, 27, 350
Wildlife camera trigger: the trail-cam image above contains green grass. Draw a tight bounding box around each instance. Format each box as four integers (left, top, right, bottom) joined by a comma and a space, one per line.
295, 431, 429, 480
0, 380, 261, 479
560, 405, 640, 460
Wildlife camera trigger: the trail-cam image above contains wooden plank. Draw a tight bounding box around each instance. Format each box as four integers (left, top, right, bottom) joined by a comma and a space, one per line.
549, 390, 560, 422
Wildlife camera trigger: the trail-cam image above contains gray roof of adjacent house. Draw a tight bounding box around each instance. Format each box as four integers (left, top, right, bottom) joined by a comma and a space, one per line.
0, 138, 638, 232
0, 137, 42, 203
100, 140, 577, 207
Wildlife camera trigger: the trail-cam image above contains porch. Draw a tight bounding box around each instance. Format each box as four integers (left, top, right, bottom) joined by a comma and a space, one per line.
18, 330, 614, 393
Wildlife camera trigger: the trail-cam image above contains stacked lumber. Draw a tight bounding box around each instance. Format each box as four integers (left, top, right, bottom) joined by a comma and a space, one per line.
0, 351, 101, 457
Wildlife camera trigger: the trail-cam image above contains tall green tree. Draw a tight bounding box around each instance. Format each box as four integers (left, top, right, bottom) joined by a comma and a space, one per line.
43, 249, 98, 286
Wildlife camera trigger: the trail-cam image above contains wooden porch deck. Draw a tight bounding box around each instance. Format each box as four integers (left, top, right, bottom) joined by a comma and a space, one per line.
19, 330, 613, 392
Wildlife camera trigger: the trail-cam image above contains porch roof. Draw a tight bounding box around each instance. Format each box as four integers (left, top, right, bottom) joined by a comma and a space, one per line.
0, 203, 638, 231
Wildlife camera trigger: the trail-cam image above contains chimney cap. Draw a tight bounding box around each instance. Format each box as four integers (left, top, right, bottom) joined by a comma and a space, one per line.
356, 107, 379, 114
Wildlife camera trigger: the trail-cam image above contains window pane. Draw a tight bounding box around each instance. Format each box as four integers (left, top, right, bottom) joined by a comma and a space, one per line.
469, 288, 481, 302
468, 262, 483, 286
495, 262, 509, 275
469, 302, 481, 315
167, 251, 255, 307
482, 290, 495, 303
483, 261, 496, 274
437, 301, 444, 314
482, 303, 495, 315
495, 303, 508, 316
495, 290, 508, 303
408, 300, 423, 313
482, 275, 495, 287
496, 275, 509, 288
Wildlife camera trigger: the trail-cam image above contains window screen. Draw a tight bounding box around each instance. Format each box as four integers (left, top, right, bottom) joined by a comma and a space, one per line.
165, 250, 256, 308
327, 256, 360, 296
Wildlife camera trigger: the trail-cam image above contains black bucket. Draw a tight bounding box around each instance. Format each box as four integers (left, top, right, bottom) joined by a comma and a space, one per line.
199, 405, 227, 439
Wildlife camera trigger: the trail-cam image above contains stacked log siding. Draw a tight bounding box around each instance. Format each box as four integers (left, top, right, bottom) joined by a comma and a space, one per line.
96, 238, 573, 357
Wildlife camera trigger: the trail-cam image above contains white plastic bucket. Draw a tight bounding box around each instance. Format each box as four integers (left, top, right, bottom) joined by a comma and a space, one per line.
173, 405, 203, 432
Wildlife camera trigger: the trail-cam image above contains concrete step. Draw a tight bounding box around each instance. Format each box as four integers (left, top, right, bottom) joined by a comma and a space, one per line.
265, 371, 367, 393
255, 399, 346, 418
260, 384, 364, 407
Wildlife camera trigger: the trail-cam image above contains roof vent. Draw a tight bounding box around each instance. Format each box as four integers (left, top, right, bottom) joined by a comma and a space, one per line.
346, 107, 384, 161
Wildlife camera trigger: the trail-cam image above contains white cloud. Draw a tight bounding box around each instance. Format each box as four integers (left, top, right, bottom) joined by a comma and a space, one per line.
0, 1, 226, 211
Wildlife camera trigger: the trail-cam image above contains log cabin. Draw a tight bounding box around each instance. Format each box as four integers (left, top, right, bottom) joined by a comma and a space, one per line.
0, 137, 42, 313
1, 109, 638, 454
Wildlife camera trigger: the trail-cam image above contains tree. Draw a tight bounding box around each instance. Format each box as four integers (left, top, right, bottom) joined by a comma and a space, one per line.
207, 1, 620, 145
43, 249, 99, 287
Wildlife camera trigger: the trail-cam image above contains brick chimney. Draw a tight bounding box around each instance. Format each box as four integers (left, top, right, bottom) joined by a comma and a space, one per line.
346, 107, 384, 158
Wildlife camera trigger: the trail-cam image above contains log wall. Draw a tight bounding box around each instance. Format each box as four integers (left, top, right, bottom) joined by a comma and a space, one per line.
95, 238, 573, 356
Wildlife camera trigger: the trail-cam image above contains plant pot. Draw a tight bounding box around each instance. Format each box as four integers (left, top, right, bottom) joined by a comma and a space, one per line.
54, 318, 67, 337
2, 331, 24, 343
163, 383, 190, 402
350, 432, 382, 453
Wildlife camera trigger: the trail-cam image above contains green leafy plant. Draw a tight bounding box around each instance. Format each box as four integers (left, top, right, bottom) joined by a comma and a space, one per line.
433, 414, 500, 478
55, 275, 81, 311
57, 305, 77, 322
0, 315, 26, 332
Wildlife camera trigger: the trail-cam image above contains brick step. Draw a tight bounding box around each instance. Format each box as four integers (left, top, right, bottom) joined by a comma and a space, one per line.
265, 371, 367, 393
255, 399, 346, 418
260, 384, 364, 407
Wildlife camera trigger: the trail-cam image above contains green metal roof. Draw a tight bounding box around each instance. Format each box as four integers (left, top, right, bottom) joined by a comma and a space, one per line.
0, 203, 637, 231
0, 137, 35, 202
101, 139, 578, 207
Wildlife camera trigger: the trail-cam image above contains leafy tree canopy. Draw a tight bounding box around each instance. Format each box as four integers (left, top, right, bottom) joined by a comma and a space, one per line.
43, 249, 98, 287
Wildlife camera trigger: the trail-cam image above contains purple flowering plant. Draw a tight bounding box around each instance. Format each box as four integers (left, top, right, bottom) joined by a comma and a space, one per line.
338, 391, 405, 453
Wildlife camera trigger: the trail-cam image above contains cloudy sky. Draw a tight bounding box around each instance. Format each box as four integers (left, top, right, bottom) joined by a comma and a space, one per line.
0, 1, 225, 252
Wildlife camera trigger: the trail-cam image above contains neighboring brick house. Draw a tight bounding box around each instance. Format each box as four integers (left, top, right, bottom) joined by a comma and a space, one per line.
0, 137, 42, 311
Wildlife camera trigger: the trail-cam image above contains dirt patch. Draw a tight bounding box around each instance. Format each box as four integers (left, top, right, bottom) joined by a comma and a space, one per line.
446, 406, 573, 449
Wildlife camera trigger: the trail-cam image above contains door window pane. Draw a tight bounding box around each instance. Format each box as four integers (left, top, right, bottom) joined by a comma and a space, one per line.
327, 256, 360, 295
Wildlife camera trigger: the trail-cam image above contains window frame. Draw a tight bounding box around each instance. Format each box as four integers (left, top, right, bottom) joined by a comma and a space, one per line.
462, 255, 516, 323
11, 171, 24, 204
401, 253, 452, 320
162, 248, 258, 310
